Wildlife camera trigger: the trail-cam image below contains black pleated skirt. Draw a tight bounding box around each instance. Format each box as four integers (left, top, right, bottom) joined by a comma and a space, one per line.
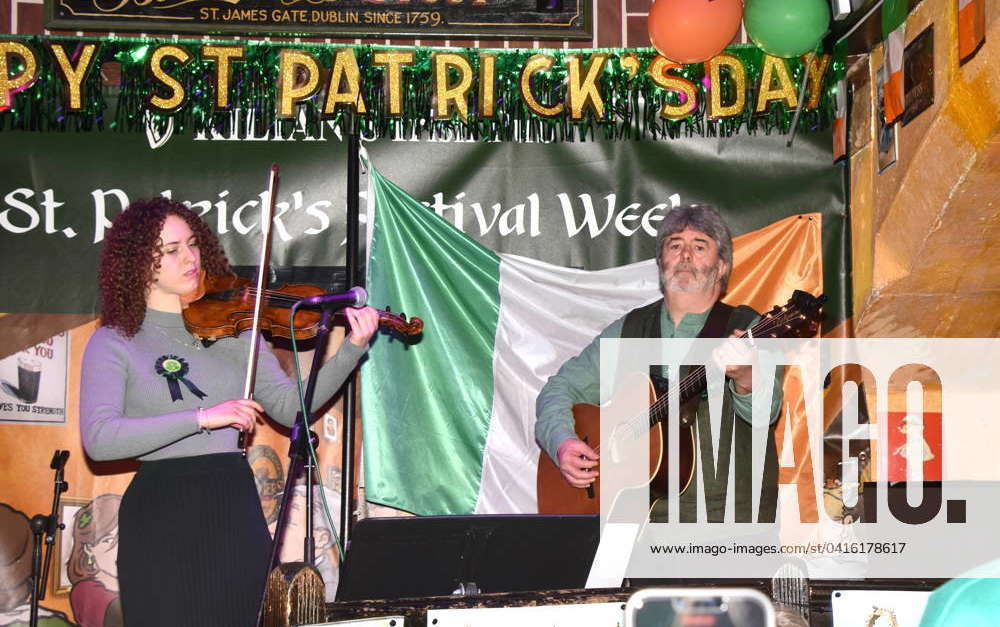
118, 453, 272, 627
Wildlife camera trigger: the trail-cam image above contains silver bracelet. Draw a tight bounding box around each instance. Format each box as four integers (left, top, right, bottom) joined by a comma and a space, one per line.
196, 407, 210, 434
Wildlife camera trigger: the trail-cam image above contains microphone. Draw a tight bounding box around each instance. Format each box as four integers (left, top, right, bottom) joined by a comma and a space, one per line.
297, 286, 368, 309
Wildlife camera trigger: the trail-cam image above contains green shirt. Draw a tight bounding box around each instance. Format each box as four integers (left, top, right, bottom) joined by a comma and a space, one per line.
534, 305, 783, 464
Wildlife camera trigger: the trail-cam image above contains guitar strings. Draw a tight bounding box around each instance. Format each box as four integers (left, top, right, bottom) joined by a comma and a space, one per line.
592, 305, 814, 454
625, 307, 806, 441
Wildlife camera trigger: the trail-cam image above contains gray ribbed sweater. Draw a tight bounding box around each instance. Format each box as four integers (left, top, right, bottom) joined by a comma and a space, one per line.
80, 308, 368, 461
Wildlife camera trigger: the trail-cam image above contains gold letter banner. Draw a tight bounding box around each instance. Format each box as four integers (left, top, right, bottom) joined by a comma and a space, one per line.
0, 37, 844, 142
0, 42, 39, 112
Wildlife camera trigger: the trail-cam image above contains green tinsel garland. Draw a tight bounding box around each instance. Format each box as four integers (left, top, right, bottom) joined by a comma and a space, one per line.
0, 35, 846, 141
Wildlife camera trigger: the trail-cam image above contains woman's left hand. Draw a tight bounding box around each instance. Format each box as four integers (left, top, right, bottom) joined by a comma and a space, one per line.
345, 306, 380, 347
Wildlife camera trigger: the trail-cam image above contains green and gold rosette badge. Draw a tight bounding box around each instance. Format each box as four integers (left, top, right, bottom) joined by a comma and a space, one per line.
154, 355, 207, 402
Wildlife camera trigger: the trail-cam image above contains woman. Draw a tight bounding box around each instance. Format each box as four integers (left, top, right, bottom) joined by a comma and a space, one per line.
79, 197, 377, 626
67, 494, 122, 627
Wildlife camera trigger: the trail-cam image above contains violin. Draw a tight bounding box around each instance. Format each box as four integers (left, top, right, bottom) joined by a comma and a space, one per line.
181, 273, 424, 341
187, 164, 418, 457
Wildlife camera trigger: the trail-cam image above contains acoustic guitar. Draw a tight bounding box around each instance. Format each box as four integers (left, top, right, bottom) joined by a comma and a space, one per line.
536, 290, 825, 515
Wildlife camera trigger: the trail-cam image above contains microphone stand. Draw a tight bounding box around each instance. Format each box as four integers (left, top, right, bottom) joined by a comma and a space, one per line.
255, 304, 341, 627
30, 450, 70, 627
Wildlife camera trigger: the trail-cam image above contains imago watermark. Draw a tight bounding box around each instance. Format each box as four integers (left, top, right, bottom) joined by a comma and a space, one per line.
597, 338, 1000, 579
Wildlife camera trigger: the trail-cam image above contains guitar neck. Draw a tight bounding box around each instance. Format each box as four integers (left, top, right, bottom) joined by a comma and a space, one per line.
647, 367, 705, 428
645, 314, 776, 429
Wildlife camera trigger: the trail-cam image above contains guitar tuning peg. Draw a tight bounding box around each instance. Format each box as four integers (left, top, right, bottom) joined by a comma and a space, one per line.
384, 305, 392, 313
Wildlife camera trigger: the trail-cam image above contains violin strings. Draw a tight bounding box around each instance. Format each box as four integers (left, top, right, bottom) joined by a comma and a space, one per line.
235, 287, 404, 322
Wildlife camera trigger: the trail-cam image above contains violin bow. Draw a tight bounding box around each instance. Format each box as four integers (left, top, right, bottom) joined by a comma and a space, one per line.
238, 164, 279, 455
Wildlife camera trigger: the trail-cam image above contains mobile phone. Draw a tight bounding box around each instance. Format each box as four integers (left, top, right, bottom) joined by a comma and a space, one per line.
624, 588, 776, 627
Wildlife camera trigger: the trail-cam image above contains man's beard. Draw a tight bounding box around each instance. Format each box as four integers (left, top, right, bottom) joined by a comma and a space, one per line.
661, 262, 720, 294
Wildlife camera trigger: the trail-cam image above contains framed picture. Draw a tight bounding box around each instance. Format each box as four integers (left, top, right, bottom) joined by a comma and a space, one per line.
52, 497, 90, 595
876, 64, 899, 173
847, 56, 872, 158
45, 0, 592, 39
903, 26, 935, 126
0, 333, 70, 425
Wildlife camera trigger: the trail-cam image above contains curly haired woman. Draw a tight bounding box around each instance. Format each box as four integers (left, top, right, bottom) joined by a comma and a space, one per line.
80, 197, 377, 626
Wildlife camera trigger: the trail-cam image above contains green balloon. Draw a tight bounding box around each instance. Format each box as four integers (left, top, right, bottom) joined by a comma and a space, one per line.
744, 0, 831, 58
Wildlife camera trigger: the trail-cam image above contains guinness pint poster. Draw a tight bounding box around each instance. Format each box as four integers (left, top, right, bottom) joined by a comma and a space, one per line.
0, 332, 69, 423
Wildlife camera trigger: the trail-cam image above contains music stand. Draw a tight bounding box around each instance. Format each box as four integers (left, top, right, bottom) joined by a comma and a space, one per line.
335, 514, 600, 601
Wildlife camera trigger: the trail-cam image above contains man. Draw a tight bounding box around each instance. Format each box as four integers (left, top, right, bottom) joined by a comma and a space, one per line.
535, 204, 783, 522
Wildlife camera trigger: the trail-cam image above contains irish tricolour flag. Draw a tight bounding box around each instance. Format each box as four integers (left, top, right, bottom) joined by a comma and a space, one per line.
360, 165, 822, 516
881, 0, 906, 124
958, 0, 986, 63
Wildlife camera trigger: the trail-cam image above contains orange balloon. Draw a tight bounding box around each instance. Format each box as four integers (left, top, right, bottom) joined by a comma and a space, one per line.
647, 0, 744, 64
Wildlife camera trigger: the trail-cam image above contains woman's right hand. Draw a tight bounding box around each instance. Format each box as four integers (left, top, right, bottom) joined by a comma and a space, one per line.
198, 399, 263, 434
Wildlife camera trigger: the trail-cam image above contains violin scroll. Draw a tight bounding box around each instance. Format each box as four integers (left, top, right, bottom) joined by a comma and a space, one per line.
378, 306, 423, 337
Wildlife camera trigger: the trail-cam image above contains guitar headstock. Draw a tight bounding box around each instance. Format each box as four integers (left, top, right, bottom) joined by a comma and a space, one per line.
756, 290, 826, 339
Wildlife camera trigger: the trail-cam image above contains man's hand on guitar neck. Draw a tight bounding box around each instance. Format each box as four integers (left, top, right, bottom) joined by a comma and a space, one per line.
713, 328, 756, 395
556, 438, 599, 488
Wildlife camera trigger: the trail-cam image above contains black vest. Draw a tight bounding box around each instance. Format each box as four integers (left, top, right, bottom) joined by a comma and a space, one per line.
621, 298, 779, 524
